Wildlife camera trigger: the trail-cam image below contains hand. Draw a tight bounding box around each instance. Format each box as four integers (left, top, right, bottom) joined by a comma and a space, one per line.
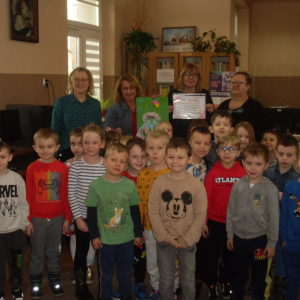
92, 238, 102, 249
281, 241, 286, 249
134, 237, 143, 246
169, 236, 179, 247
168, 105, 174, 113
151, 94, 160, 99
202, 225, 209, 239
142, 232, 146, 243
75, 218, 89, 233
279, 192, 283, 201
264, 246, 275, 259
227, 238, 234, 251
174, 241, 182, 249
26, 223, 34, 236
205, 103, 215, 113
62, 220, 70, 233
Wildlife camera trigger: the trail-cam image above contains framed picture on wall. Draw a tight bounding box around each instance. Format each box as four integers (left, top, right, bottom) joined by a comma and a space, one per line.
10, 0, 39, 43
162, 26, 196, 53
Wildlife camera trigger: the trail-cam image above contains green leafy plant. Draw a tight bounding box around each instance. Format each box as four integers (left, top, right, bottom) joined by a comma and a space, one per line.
99, 97, 112, 112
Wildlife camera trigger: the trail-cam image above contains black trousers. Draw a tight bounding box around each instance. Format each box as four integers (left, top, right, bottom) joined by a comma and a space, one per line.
133, 242, 146, 284
74, 221, 91, 269
195, 236, 208, 281
232, 234, 271, 300
0, 229, 25, 293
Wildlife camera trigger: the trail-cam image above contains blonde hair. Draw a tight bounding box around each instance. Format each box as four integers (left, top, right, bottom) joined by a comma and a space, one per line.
217, 132, 241, 149
66, 67, 95, 95
104, 143, 128, 159
113, 74, 142, 103
145, 129, 170, 146
120, 135, 133, 145
33, 128, 59, 144
234, 121, 255, 144
82, 123, 105, 141
177, 63, 202, 91
155, 121, 172, 130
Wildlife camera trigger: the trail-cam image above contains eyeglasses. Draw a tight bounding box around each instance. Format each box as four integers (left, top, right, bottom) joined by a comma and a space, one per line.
183, 72, 199, 79
74, 78, 89, 83
230, 81, 245, 86
217, 146, 239, 153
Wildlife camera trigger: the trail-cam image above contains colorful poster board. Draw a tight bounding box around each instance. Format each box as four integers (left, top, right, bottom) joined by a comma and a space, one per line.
136, 97, 169, 139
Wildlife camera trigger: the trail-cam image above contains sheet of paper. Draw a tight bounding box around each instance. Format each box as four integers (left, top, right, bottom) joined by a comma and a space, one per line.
157, 69, 175, 83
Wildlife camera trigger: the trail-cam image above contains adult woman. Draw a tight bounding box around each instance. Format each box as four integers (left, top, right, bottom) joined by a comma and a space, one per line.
105, 74, 142, 136
218, 71, 265, 141
51, 67, 102, 156
168, 63, 214, 138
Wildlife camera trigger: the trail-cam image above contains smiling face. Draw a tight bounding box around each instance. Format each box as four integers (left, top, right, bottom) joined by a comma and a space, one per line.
165, 147, 192, 175
121, 80, 137, 103
71, 71, 90, 96
128, 145, 147, 175
33, 138, 60, 163
82, 131, 104, 158
183, 71, 199, 90
236, 127, 250, 150
189, 132, 211, 162
230, 74, 250, 98
243, 155, 269, 184
261, 133, 278, 154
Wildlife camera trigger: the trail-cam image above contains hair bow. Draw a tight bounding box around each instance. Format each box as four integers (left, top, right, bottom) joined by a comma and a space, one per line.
105, 127, 122, 136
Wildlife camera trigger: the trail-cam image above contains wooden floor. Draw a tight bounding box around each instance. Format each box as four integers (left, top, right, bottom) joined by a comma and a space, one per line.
3, 236, 299, 300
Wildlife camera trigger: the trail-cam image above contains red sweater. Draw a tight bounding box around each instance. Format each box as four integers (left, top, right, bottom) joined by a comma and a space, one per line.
122, 169, 137, 185
26, 159, 71, 222
204, 161, 246, 223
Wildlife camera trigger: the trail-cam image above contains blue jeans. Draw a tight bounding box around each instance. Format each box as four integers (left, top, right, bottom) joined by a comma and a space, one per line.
98, 240, 134, 299
275, 237, 286, 277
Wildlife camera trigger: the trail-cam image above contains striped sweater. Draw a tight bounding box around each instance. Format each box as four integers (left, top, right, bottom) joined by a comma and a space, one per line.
68, 157, 106, 220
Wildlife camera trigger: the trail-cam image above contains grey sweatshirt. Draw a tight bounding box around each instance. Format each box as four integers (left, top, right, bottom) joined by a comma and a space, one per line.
226, 176, 279, 248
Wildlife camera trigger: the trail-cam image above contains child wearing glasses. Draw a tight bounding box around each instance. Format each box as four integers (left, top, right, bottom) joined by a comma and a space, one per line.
202, 132, 245, 300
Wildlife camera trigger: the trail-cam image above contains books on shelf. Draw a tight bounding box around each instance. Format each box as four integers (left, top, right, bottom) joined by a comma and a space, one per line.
158, 61, 175, 69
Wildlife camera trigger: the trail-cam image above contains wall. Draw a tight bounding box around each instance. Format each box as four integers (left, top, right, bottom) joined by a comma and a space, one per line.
0, 0, 68, 110
250, 2, 300, 108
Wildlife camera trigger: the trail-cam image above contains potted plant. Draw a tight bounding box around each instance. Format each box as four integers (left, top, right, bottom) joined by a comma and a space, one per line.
100, 97, 112, 117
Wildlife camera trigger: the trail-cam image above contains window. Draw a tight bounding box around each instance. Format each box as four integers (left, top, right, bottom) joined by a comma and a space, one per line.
67, 0, 102, 99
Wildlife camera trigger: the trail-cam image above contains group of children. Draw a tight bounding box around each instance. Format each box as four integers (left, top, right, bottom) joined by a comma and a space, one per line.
0, 109, 300, 300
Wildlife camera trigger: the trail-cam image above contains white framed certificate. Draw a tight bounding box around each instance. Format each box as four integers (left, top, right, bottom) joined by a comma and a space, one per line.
173, 93, 206, 119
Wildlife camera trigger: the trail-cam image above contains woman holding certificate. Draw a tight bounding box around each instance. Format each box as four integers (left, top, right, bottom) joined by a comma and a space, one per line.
168, 63, 215, 138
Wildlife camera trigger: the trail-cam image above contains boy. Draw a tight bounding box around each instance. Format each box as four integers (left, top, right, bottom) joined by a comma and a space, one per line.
226, 142, 280, 300
26, 128, 71, 299
207, 110, 234, 166
136, 129, 170, 300
261, 129, 280, 168
264, 135, 299, 299
85, 143, 143, 300
0, 142, 29, 300
148, 138, 207, 300
187, 126, 212, 183
203, 133, 246, 300
280, 151, 300, 300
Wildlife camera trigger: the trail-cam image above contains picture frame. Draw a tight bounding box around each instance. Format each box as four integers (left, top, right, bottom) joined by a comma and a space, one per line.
162, 26, 196, 53
10, 0, 39, 43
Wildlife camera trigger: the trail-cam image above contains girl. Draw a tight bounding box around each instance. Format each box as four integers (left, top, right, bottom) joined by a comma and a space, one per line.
261, 129, 280, 168
155, 121, 173, 139
69, 123, 106, 300
234, 121, 255, 166
65, 127, 84, 169
105, 127, 122, 148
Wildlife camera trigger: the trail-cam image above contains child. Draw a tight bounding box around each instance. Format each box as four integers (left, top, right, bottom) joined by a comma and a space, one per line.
280, 151, 300, 300
120, 135, 133, 146
85, 143, 143, 300
148, 138, 208, 300
69, 123, 106, 300
264, 135, 299, 299
234, 121, 255, 166
156, 121, 173, 139
136, 129, 171, 299
0, 142, 29, 300
203, 133, 246, 300
113, 137, 148, 300
261, 129, 280, 168
186, 119, 209, 140
226, 142, 280, 300
65, 127, 96, 285
187, 126, 212, 183
105, 127, 122, 148
207, 110, 234, 166
26, 128, 71, 298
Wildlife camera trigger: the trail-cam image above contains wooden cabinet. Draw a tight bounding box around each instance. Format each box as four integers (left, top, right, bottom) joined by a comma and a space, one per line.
141, 52, 235, 95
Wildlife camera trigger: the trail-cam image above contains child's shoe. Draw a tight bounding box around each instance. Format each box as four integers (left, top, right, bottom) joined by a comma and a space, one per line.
48, 272, 64, 296
30, 273, 42, 299
135, 283, 147, 300
86, 264, 94, 285
71, 274, 76, 285
12, 289, 24, 300
208, 283, 218, 300
112, 290, 121, 300
222, 283, 233, 300
74, 268, 95, 300
0, 292, 5, 300
274, 276, 286, 300
173, 292, 178, 300
148, 289, 160, 300
195, 281, 202, 299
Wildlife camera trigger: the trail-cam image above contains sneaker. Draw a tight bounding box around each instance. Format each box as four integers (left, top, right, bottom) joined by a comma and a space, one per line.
173, 292, 178, 300
0, 292, 5, 300
195, 281, 202, 299
70, 274, 76, 285
208, 283, 218, 300
12, 289, 24, 300
148, 289, 160, 300
112, 290, 121, 300
135, 283, 147, 300
222, 283, 233, 299
86, 265, 94, 285
274, 276, 286, 300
